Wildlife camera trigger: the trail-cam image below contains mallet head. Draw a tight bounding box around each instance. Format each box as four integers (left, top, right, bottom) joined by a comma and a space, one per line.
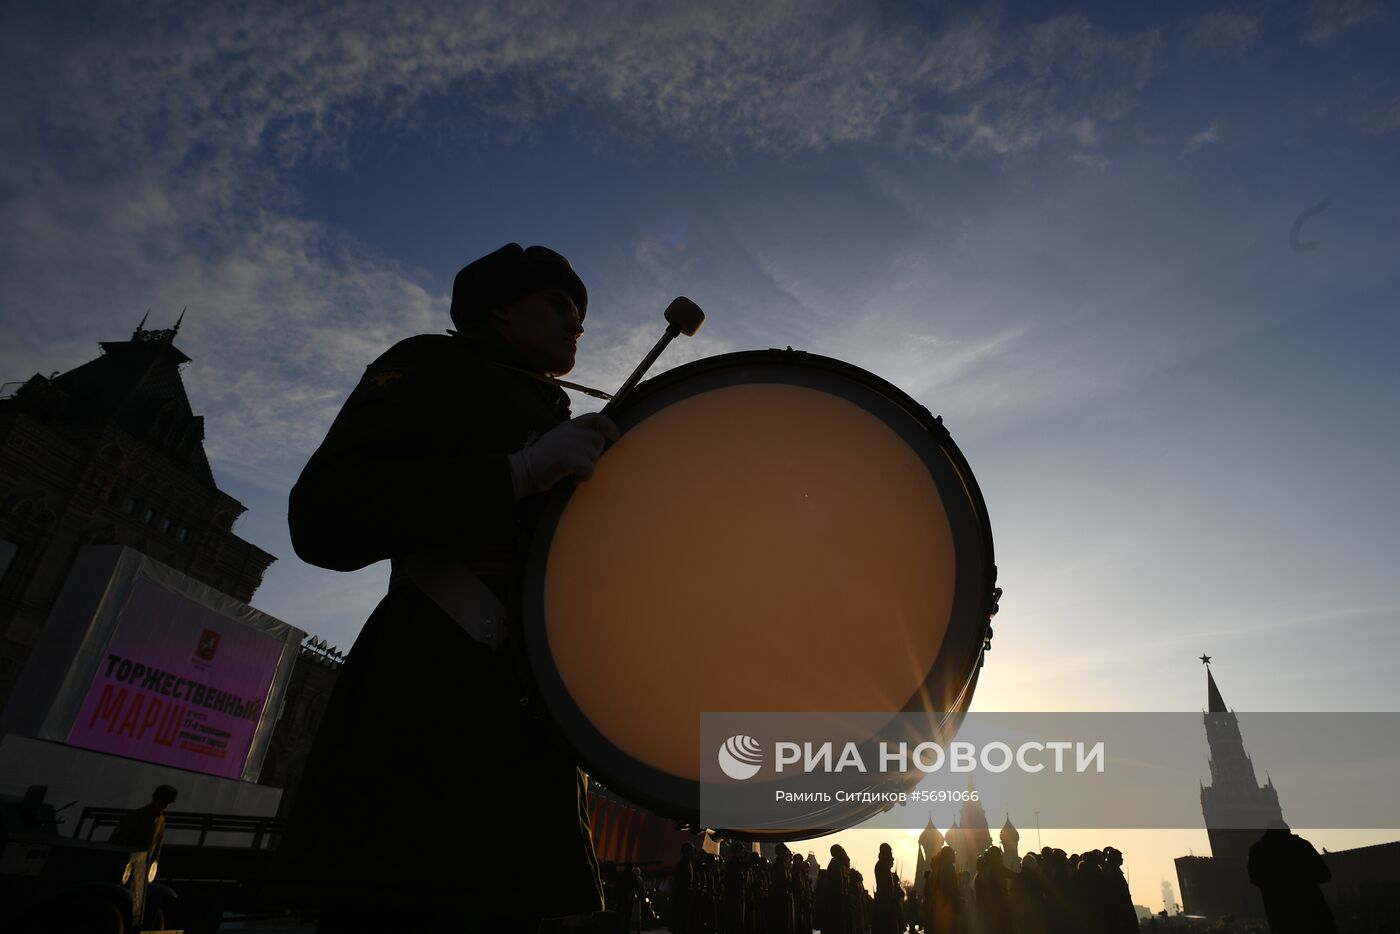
664, 296, 705, 336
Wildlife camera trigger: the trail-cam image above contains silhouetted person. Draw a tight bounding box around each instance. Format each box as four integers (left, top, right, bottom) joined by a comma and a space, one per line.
768, 842, 795, 934
792, 851, 814, 934
930, 846, 962, 934
1038, 847, 1073, 933
872, 842, 903, 934
974, 846, 1012, 934
279, 244, 616, 932
1248, 822, 1338, 934
749, 851, 770, 934
615, 864, 646, 933
701, 852, 721, 933
110, 784, 177, 868
1101, 847, 1137, 934
903, 871, 919, 934
15, 786, 60, 834
1009, 852, 1048, 934
1069, 855, 1106, 934
722, 852, 746, 934
817, 844, 853, 934
957, 869, 973, 931
850, 867, 870, 934
673, 842, 696, 934
920, 868, 934, 934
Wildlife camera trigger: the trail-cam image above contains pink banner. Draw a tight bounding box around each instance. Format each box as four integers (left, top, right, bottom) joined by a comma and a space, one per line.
66, 577, 284, 778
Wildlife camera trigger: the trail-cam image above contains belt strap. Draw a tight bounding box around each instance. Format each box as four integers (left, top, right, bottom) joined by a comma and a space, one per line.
399, 550, 510, 649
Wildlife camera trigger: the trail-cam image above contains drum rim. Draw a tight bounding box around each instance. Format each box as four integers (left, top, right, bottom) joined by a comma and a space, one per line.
521, 348, 997, 838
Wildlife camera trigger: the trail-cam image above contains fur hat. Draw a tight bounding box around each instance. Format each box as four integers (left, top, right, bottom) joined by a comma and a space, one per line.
450, 243, 587, 330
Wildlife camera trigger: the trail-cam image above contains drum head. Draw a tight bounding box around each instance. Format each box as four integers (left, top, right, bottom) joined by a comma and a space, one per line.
522, 350, 995, 833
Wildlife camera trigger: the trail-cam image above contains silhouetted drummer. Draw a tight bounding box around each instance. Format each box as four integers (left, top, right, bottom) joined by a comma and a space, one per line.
280, 243, 617, 932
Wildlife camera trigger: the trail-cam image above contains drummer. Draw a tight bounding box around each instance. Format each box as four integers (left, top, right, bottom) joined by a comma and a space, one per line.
280, 243, 618, 933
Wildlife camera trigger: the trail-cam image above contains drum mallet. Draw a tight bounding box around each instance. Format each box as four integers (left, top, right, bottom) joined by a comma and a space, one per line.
603, 297, 705, 414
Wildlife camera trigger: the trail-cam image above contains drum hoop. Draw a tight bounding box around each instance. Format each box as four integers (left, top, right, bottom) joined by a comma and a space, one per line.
521, 349, 997, 837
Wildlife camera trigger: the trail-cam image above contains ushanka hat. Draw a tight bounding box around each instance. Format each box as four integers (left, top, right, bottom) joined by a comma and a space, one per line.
450, 243, 588, 330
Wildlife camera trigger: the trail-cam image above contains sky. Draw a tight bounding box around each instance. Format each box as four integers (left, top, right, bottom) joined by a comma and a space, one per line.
2, 0, 1398, 910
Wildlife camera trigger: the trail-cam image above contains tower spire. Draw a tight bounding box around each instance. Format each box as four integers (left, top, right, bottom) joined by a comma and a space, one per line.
133, 307, 151, 339
173, 305, 186, 333
1197, 656, 1284, 862
1207, 668, 1227, 713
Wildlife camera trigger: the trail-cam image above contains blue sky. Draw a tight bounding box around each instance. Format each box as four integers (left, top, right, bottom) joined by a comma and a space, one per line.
3, 0, 1397, 906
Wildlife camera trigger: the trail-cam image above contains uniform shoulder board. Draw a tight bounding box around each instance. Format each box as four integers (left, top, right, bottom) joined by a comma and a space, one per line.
349, 335, 453, 402
352, 361, 414, 402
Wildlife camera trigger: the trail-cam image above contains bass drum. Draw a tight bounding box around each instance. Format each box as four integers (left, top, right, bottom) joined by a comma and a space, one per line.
521, 349, 997, 839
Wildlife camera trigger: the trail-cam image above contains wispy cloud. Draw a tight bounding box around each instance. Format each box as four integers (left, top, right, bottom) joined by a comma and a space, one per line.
1070, 151, 1110, 171
0, 1, 1172, 474
1299, 0, 1388, 45
1183, 116, 1225, 153
0, 164, 441, 479
871, 327, 1028, 403
8, 0, 1382, 479
4, 2, 1164, 166
1356, 95, 1400, 136
916, 14, 1158, 160
1181, 5, 1266, 59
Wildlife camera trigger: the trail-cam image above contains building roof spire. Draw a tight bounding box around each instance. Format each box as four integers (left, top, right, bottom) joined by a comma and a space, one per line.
127, 307, 187, 347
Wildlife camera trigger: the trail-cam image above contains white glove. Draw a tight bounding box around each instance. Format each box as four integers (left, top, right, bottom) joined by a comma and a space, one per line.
507, 413, 620, 498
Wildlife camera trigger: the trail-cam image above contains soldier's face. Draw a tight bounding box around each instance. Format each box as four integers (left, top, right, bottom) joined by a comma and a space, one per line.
493, 288, 584, 374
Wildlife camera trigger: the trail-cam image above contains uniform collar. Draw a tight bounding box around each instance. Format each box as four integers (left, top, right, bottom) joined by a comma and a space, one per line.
453, 328, 573, 417
454, 326, 541, 373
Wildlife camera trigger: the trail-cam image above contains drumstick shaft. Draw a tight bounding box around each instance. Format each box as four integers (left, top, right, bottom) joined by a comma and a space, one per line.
603, 325, 679, 414
604, 297, 705, 414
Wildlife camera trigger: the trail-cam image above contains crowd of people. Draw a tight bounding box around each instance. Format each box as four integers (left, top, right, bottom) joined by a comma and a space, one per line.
904, 844, 1139, 934
665, 842, 818, 934
658, 839, 1141, 934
